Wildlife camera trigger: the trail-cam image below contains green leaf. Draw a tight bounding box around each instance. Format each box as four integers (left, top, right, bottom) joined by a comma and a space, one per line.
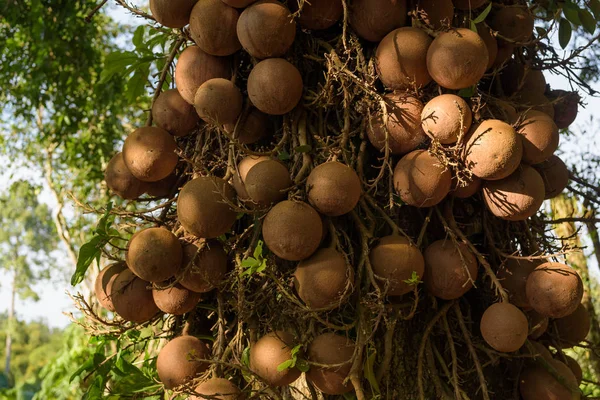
470, 20, 477, 32
95, 202, 114, 236
126, 62, 150, 103
255, 259, 267, 274
254, 240, 264, 260
296, 358, 310, 373
294, 144, 312, 153
458, 86, 476, 98
364, 347, 380, 394
278, 150, 291, 161
535, 26, 548, 37
241, 347, 251, 367
472, 2, 492, 23
277, 359, 294, 372
99, 51, 138, 83
70, 352, 105, 382
590, 0, 600, 19
71, 235, 108, 286
563, 2, 582, 26
241, 257, 260, 268
132, 25, 145, 50
579, 9, 596, 33
559, 18, 573, 48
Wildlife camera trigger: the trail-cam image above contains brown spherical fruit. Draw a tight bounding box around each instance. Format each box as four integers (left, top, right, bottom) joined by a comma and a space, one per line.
495, 100, 519, 124
189, 0, 241, 56
393, 150, 452, 208
152, 89, 199, 137
293, 248, 353, 309
368, 94, 427, 155
111, 270, 160, 323
144, 173, 179, 198
424, 240, 478, 300
452, 176, 482, 198
421, 94, 472, 144
306, 333, 354, 395
104, 152, 146, 200
153, 283, 202, 315
178, 176, 237, 239
426, 28, 489, 90
527, 310, 549, 339
349, 0, 407, 42
150, 0, 197, 28
452, 0, 488, 10
477, 23, 498, 69
526, 262, 584, 318
517, 111, 560, 165
493, 42, 515, 68
482, 165, 545, 221
376, 27, 432, 90
490, 5, 534, 43
262, 200, 323, 261
232, 156, 271, 199
306, 162, 361, 216
417, 0, 454, 30
520, 360, 580, 400
222, 0, 257, 7
237, 1, 296, 59
534, 155, 570, 199
247, 58, 303, 115
291, 0, 343, 30
464, 119, 523, 180
126, 228, 183, 282
224, 108, 270, 145
480, 302, 528, 352
194, 78, 243, 126
175, 46, 232, 104
122, 126, 179, 182
250, 331, 301, 387
563, 356, 583, 385
527, 341, 553, 362
554, 303, 591, 349
191, 378, 243, 400
180, 241, 228, 293
550, 90, 579, 129
95, 262, 127, 312
497, 258, 540, 308
369, 235, 425, 296
245, 159, 292, 206
519, 69, 547, 95
157, 336, 211, 389
516, 91, 555, 119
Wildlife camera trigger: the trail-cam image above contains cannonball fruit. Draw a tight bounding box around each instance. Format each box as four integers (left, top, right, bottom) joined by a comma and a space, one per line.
293, 248, 352, 309
520, 360, 580, 400
95, 262, 127, 312
535, 155, 570, 199
157, 335, 211, 389
191, 378, 243, 400
517, 110, 560, 165
369, 235, 425, 296
376, 27, 432, 90
417, 0, 454, 30
180, 241, 228, 293
232, 155, 271, 200
421, 94, 472, 144
175, 46, 232, 105
189, 0, 241, 56
104, 152, 146, 200
306, 333, 354, 395
262, 200, 322, 261
306, 162, 361, 216
480, 302, 529, 352
368, 94, 428, 155
554, 303, 591, 348
177, 176, 237, 239
497, 259, 540, 308
349, 0, 407, 42
224, 108, 270, 145
527, 310, 549, 339
247, 58, 303, 115
111, 269, 160, 323
453, 0, 488, 10
152, 283, 202, 315
250, 331, 301, 387
563, 355, 583, 385
222, 0, 257, 7
426, 28, 489, 89
526, 262, 584, 318
464, 119, 523, 180
153, 89, 199, 137
551, 89, 579, 129
194, 78, 243, 126
126, 227, 182, 282
144, 173, 179, 198
424, 240, 478, 300
122, 126, 179, 182
393, 150, 452, 207
477, 23, 498, 69
291, 0, 343, 30
452, 176, 482, 198
237, 1, 296, 59
490, 5, 534, 43
150, 0, 197, 28
244, 159, 292, 206
482, 165, 545, 221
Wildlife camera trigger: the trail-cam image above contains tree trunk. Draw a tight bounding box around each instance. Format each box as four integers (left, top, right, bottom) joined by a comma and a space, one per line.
551, 195, 600, 378
4, 270, 16, 378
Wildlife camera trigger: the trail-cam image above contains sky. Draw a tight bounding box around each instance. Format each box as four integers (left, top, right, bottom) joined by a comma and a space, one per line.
0, 5, 599, 329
